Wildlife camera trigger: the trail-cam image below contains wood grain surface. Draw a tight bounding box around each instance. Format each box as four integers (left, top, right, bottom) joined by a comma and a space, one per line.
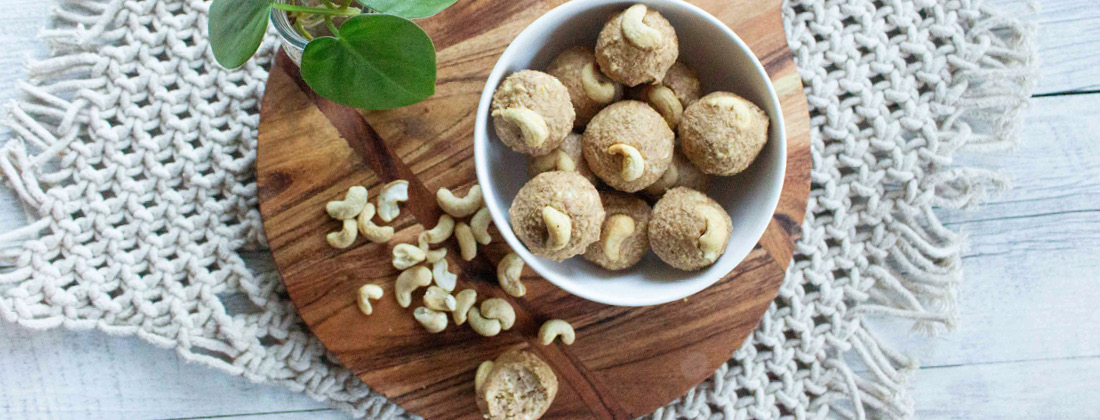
254, 0, 810, 418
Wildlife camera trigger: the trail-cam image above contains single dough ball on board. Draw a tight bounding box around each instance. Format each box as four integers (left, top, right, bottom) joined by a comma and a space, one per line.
526, 132, 597, 183
583, 192, 651, 271
595, 4, 679, 87
509, 171, 605, 261
546, 46, 624, 128
643, 150, 709, 199
679, 91, 770, 176
475, 350, 559, 420
626, 61, 702, 129
649, 187, 732, 271
582, 100, 674, 192
491, 70, 576, 156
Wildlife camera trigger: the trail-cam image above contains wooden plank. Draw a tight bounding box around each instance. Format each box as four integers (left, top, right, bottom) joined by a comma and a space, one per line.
995, 0, 1100, 94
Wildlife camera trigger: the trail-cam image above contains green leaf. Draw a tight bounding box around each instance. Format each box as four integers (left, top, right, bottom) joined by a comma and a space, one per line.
209, 0, 273, 68
356, 0, 458, 19
301, 14, 437, 110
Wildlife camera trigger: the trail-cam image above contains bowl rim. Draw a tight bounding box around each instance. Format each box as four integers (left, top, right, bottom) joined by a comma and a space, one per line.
474, 0, 787, 306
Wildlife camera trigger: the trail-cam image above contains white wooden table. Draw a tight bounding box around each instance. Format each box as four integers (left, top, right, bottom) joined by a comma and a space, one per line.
1, 0, 1098, 418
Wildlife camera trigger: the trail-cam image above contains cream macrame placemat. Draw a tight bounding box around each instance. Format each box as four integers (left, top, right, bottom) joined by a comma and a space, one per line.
0, 0, 1035, 418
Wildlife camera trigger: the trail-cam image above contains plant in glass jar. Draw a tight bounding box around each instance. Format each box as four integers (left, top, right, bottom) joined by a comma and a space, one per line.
208, 0, 458, 110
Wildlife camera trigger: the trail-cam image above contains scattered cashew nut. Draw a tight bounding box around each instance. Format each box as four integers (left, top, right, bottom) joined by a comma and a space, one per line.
453, 289, 477, 325
413, 306, 448, 333
376, 180, 409, 223
357, 203, 395, 243
647, 85, 684, 128
436, 185, 483, 218
601, 214, 636, 261
530, 149, 576, 173
698, 206, 729, 262
423, 214, 456, 244
496, 252, 526, 297
356, 284, 383, 316
470, 207, 493, 245
326, 186, 368, 220
432, 258, 458, 292
497, 107, 549, 148
392, 243, 427, 270
474, 360, 494, 393
581, 62, 616, 104
620, 4, 662, 50
466, 307, 502, 337
480, 298, 515, 330
326, 219, 358, 249
425, 247, 448, 264
455, 222, 478, 261
539, 319, 575, 345
395, 266, 432, 308
423, 286, 457, 312
542, 206, 572, 251
607, 143, 645, 182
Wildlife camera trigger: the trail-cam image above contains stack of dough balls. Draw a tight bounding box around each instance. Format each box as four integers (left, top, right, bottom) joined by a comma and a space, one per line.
491, 3, 770, 272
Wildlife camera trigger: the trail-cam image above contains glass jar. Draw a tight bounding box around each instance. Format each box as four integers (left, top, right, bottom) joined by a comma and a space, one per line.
270, 4, 308, 67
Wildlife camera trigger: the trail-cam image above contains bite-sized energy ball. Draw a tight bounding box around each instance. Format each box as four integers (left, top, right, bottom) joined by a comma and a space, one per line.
546, 46, 624, 128
643, 150, 709, 199
582, 101, 674, 192
679, 91, 770, 176
475, 350, 558, 420
627, 62, 701, 129
649, 187, 732, 271
595, 4, 679, 87
527, 132, 597, 183
509, 171, 605, 261
491, 70, 576, 156
583, 192, 651, 271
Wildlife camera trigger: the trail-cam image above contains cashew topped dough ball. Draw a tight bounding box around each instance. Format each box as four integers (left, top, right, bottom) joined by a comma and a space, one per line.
526, 132, 597, 184
491, 70, 576, 156
595, 4, 679, 87
509, 171, 605, 261
583, 192, 651, 271
643, 150, 709, 199
679, 91, 770, 176
546, 46, 624, 128
649, 187, 732, 271
582, 100, 674, 192
627, 62, 702, 129
475, 350, 558, 420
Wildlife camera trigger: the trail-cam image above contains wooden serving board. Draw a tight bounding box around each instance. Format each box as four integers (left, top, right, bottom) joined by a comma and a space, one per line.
256, 0, 810, 418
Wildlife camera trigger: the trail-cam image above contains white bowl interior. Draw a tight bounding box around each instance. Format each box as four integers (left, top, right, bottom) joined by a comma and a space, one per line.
475, 0, 786, 306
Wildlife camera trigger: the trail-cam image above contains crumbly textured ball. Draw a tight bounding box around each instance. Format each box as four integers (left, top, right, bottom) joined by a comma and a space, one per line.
509, 171, 604, 261
643, 150, 709, 199
661, 62, 702, 106
526, 132, 598, 184
626, 62, 702, 129
583, 192, 651, 271
595, 4, 679, 87
582, 101, 674, 192
649, 187, 732, 271
546, 46, 623, 128
679, 91, 770, 175
491, 70, 576, 155
475, 350, 558, 420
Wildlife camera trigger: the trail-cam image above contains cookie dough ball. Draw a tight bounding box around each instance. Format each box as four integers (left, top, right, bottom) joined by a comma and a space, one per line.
582, 101, 674, 192
643, 150, 709, 199
546, 46, 624, 128
527, 132, 597, 183
679, 92, 770, 175
649, 187, 732, 271
509, 171, 604, 261
475, 350, 558, 420
491, 70, 576, 156
595, 4, 679, 87
627, 62, 701, 129
583, 192, 651, 271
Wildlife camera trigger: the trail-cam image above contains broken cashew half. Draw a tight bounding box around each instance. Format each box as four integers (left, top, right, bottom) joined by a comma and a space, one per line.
496, 252, 526, 297
539, 319, 575, 345
497, 108, 549, 148
425, 247, 448, 264
422, 214, 455, 244
453, 289, 477, 325
357, 203, 394, 243
395, 266, 432, 308
474, 361, 494, 393
326, 186, 368, 220
455, 222, 478, 261
467, 307, 502, 337
581, 62, 616, 104
470, 207, 493, 245
392, 243, 427, 270
423, 286, 457, 312
356, 284, 383, 316
326, 219, 358, 249
620, 4, 661, 50
431, 259, 457, 292
542, 207, 572, 251
376, 180, 409, 223
607, 143, 645, 182
601, 214, 636, 261
413, 307, 448, 333
647, 85, 684, 129
480, 298, 515, 330
436, 185, 483, 218
531, 149, 576, 173
698, 207, 729, 262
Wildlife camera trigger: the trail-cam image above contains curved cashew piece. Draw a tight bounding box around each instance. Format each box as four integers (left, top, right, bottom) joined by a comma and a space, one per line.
581, 62, 616, 104
436, 185, 483, 218
542, 207, 572, 251
480, 298, 515, 330
425, 247, 448, 264
413, 307, 448, 333
432, 259, 458, 292
326, 219, 358, 249
620, 4, 662, 50
475, 361, 494, 393
497, 108, 549, 148
423, 286, 457, 312
539, 319, 575, 345
601, 214, 636, 261
647, 85, 684, 128
698, 207, 729, 262
357, 203, 395, 243
392, 243, 427, 270
356, 284, 383, 316
423, 214, 455, 244
395, 266, 432, 308
326, 186, 368, 220
607, 143, 645, 182
455, 222, 478, 261
706, 95, 753, 125
531, 149, 576, 173
470, 207, 493, 245
453, 289, 477, 325
376, 180, 409, 223
466, 307, 502, 337
496, 252, 526, 297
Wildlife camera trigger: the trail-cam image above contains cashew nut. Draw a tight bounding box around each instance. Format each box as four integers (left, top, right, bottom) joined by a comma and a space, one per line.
581, 62, 616, 104
425, 247, 448, 264
395, 266, 432, 308
376, 180, 409, 223
496, 252, 526, 297
620, 4, 662, 50
436, 185, 483, 218
470, 207, 493, 245
530, 149, 576, 173
326, 186, 369, 220
357, 203, 395, 243
326, 219, 358, 249
474, 360, 494, 393
423, 286, 457, 312
607, 143, 645, 182
480, 298, 515, 330
432, 258, 457, 292
698, 206, 729, 262
601, 214, 636, 261
706, 95, 753, 125
466, 307, 502, 337
541, 206, 572, 251
423, 214, 455, 244
496, 107, 549, 148
453, 289, 477, 325
455, 222, 478, 261
413, 306, 448, 333
539, 319, 575, 345
647, 85, 684, 129
356, 284, 383, 316
392, 243, 427, 270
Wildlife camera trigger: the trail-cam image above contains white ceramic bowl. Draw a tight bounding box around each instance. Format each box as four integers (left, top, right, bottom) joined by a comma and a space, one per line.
474, 0, 786, 306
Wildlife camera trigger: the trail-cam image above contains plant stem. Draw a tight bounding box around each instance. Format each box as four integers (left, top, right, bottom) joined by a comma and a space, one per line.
325, 16, 340, 37
318, 0, 336, 9
293, 17, 314, 41
339, 0, 352, 10
271, 3, 361, 17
